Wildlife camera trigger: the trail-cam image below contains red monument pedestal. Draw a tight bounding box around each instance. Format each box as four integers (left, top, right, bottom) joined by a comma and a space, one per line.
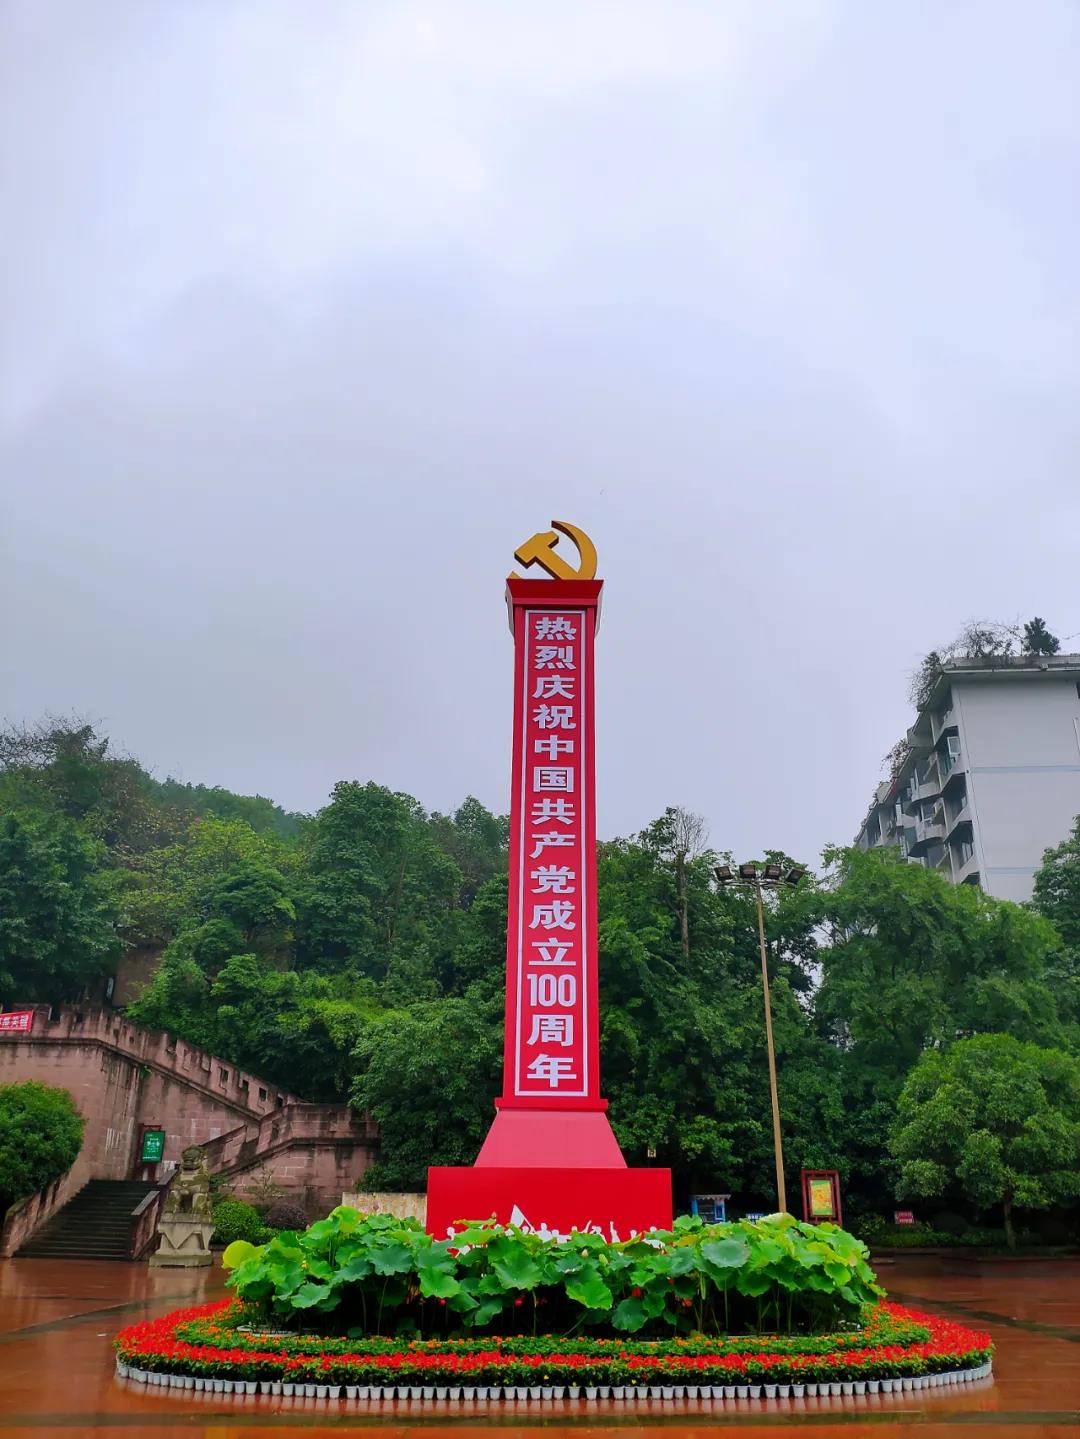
426, 541, 672, 1240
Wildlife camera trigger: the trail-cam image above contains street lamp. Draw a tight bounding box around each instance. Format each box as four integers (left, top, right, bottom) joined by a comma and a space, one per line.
713, 861, 806, 1214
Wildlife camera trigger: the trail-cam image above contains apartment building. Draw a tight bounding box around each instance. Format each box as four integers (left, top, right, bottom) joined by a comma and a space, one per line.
855, 653, 1080, 902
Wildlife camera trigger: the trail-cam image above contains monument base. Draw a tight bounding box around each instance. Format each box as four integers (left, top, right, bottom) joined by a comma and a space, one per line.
475, 1105, 625, 1168
426, 1164, 672, 1242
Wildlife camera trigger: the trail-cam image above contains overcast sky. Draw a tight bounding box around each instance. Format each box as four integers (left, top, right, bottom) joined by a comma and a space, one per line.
3, 1, 1079, 865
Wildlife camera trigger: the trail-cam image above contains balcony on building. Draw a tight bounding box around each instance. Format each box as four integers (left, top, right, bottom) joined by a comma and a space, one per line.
930, 688, 955, 744
906, 710, 934, 756
938, 732, 966, 788
908, 802, 947, 857
952, 832, 980, 885
913, 754, 941, 805
943, 782, 971, 835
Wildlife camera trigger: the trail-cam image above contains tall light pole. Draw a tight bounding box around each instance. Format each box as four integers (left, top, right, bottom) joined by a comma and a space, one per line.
714, 861, 806, 1215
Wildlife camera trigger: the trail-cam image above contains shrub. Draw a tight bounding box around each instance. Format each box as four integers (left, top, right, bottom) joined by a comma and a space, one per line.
211, 1198, 270, 1247
222, 1208, 882, 1338
264, 1201, 309, 1232
929, 1210, 969, 1236
0, 1081, 84, 1214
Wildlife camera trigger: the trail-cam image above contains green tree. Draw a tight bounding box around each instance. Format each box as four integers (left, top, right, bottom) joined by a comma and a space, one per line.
891, 1033, 1080, 1246
813, 847, 1064, 1077
1021, 617, 1061, 656
296, 782, 460, 986
1033, 816, 1080, 950
0, 812, 119, 1004
0, 1082, 84, 1215
350, 998, 502, 1189
428, 796, 508, 909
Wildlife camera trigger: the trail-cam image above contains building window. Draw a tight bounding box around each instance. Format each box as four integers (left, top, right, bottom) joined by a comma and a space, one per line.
219, 1068, 229, 1084
258, 1087, 267, 1102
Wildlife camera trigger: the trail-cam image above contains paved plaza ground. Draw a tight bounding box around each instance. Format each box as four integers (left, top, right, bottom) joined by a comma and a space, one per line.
0, 1253, 1075, 1438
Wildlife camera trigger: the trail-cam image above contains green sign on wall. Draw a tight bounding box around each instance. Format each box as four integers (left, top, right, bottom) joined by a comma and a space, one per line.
140, 1129, 165, 1163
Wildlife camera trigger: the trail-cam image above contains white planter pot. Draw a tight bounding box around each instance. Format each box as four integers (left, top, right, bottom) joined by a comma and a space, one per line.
194, 1378, 205, 1392
902, 1378, 914, 1391
867, 1380, 880, 1393
585, 1386, 599, 1400
327, 1386, 340, 1399
245, 1382, 258, 1395
750, 1386, 763, 1399
724, 1386, 737, 1399
737, 1385, 750, 1400
765, 1384, 777, 1398
855, 1381, 866, 1395
305, 1384, 317, 1398
792, 1384, 805, 1398
529, 1386, 541, 1399
842, 1382, 854, 1396
778, 1385, 791, 1398
213, 1380, 225, 1393
881, 1379, 894, 1393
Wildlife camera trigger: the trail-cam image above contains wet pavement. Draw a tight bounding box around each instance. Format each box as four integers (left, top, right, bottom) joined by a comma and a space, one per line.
0, 1252, 1076, 1437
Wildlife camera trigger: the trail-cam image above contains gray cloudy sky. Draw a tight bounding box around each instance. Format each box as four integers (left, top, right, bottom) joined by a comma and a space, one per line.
3, 1, 1079, 864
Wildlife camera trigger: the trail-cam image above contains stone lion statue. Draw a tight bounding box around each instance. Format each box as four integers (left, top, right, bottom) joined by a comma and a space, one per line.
164, 1144, 212, 1219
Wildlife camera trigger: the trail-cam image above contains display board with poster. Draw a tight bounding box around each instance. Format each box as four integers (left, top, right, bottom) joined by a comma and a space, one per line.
800, 1168, 842, 1226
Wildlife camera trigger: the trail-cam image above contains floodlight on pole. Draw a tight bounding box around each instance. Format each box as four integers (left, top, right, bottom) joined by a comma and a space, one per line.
709, 858, 808, 1215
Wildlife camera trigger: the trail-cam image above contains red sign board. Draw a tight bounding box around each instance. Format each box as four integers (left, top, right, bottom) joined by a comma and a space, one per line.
0, 1010, 34, 1033
505, 604, 595, 1102
894, 1210, 915, 1226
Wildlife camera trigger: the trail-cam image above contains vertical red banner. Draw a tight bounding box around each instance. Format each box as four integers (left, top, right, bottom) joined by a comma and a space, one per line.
501, 579, 602, 1110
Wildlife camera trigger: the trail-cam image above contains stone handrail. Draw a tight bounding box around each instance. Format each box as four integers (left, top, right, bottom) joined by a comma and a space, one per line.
0, 1165, 84, 1258
129, 1186, 169, 1260
200, 1104, 376, 1184
0, 1005, 299, 1123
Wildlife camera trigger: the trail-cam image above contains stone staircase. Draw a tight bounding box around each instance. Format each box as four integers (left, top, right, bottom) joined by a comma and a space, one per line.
15, 1180, 159, 1260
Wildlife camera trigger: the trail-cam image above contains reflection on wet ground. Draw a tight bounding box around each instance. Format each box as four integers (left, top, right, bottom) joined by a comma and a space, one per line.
0, 1252, 1076, 1437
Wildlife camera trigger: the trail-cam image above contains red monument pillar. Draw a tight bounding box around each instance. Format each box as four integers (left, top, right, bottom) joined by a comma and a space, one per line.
426, 524, 672, 1240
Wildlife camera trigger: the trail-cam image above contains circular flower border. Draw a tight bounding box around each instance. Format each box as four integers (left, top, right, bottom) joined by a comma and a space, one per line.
115, 1300, 992, 1403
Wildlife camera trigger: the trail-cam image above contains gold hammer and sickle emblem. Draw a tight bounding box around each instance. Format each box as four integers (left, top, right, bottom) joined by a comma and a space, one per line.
511, 520, 598, 580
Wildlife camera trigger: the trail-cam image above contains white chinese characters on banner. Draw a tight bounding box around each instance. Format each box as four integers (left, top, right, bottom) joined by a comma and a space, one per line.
516, 610, 588, 1096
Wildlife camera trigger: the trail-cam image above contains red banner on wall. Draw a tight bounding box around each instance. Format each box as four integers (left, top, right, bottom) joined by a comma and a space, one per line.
0, 1010, 35, 1033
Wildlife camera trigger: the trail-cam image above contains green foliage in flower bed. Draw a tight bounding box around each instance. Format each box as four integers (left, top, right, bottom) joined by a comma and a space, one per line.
222, 1207, 881, 1338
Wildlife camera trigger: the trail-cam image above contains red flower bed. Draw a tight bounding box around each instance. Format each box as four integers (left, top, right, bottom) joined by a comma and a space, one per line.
115, 1300, 991, 1388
